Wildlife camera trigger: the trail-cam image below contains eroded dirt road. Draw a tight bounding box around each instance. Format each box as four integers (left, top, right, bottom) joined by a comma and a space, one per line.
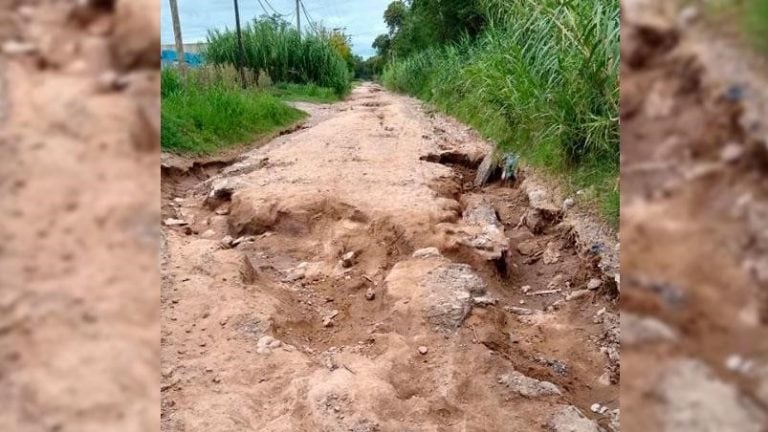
161, 83, 619, 431
621, 1, 768, 430
1, 0, 160, 431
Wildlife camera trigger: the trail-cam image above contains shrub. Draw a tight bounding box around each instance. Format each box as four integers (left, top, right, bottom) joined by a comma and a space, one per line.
205, 19, 352, 96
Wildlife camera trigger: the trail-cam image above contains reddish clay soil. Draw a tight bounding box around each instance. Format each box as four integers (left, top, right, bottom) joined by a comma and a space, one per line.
621, 1, 768, 430
0, 1, 160, 431
160, 84, 620, 431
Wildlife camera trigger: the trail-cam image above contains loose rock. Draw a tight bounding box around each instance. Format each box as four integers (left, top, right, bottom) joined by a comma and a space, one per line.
498, 370, 561, 397
566, 289, 591, 301
516, 240, 539, 256
220, 235, 234, 248
622, 312, 677, 346
474, 152, 498, 187
721, 142, 744, 163
547, 274, 565, 291
420, 263, 488, 330
587, 278, 603, 290
365, 288, 375, 301
548, 405, 602, 432
323, 310, 339, 327
164, 218, 187, 226
506, 306, 535, 315
95, 70, 129, 93
418, 346, 428, 355
283, 262, 308, 282
562, 198, 575, 212
257, 336, 277, 354
2, 40, 37, 55
542, 242, 561, 264
659, 359, 767, 431
412, 247, 441, 259
341, 251, 357, 268
473, 295, 497, 307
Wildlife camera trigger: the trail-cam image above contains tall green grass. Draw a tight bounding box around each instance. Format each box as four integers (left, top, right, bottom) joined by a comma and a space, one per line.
268, 82, 341, 103
161, 68, 306, 154
205, 20, 352, 96
382, 0, 619, 223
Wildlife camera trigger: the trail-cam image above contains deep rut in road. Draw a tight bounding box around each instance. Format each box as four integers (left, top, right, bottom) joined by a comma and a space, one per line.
161, 83, 619, 431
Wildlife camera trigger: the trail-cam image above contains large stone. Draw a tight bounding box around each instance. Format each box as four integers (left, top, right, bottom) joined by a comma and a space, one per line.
498, 370, 562, 397
474, 152, 498, 188
412, 247, 442, 259
421, 263, 488, 330
460, 195, 508, 260
659, 359, 767, 431
548, 405, 602, 432
622, 312, 677, 346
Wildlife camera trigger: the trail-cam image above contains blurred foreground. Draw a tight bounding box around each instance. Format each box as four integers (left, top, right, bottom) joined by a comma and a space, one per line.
621, 0, 768, 430
0, 0, 160, 430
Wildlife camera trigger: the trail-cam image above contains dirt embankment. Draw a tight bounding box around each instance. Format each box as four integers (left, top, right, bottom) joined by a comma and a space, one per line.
161, 83, 620, 431
621, 1, 768, 430
0, 0, 160, 431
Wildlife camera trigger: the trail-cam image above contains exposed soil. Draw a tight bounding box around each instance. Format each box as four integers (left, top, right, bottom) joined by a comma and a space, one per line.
0, 1, 160, 431
621, 0, 768, 430
161, 83, 619, 431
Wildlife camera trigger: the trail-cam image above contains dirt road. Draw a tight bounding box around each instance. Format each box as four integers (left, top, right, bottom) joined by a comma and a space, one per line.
621, 1, 768, 430
161, 83, 619, 431
1, 1, 160, 431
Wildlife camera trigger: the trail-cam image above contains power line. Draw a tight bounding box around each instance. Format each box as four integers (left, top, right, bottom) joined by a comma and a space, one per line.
255, 0, 273, 17
262, 0, 286, 16
300, 0, 318, 33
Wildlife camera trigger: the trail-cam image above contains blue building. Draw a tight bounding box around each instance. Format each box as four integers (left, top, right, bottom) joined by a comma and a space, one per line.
161, 49, 205, 68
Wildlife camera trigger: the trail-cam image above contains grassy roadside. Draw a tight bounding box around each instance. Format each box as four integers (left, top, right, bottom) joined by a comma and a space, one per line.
380, 0, 619, 224
161, 68, 302, 155
268, 83, 342, 103
161, 66, 348, 155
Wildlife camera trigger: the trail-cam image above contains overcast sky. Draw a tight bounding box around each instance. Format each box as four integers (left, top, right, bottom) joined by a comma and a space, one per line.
161, 0, 391, 58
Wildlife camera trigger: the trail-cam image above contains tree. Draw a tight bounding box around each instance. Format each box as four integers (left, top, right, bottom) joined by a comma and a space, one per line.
372, 34, 391, 57
383, 1, 408, 34
328, 29, 355, 71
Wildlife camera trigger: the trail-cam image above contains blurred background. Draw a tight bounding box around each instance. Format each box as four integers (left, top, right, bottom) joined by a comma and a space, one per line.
0, 0, 160, 431
621, 0, 768, 430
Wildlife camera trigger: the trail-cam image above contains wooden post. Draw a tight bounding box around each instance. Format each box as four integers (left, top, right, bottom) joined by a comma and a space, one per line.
168, 0, 186, 73
233, 0, 247, 88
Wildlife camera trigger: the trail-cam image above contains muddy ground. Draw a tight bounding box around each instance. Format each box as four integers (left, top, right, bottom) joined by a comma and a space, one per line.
0, 0, 160, 431
160, 83, 620, 431
621, 0, 768, 430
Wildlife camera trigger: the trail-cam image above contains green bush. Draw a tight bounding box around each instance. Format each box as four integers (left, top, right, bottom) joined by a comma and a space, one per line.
382, 0, 619, 222
161, 68, 306, 154
205, 19, 352, 96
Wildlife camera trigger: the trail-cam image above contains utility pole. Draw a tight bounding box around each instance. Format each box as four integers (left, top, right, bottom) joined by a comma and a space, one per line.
168, 0, 186, 73
233, 0, 247, 88
296, 0, 301, 39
